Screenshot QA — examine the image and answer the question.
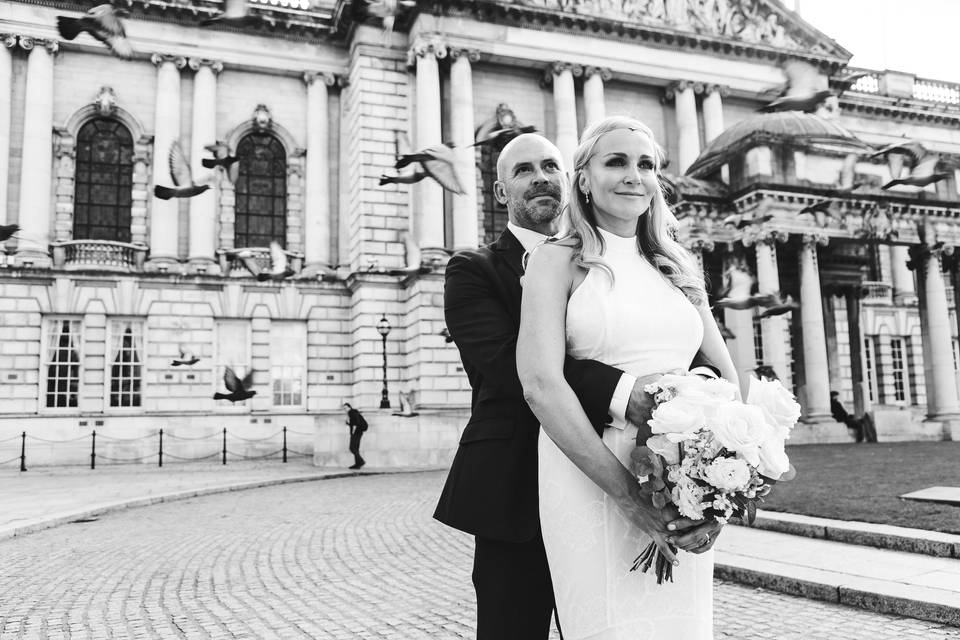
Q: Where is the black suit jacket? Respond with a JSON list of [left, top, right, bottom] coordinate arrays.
[[433, 229, 714, 543]]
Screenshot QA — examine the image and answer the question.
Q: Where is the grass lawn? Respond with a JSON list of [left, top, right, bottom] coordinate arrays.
[[761, 441, 960, 534]]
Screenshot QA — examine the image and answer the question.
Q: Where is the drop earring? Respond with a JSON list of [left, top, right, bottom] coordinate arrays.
[[585, 191, 591, 205]]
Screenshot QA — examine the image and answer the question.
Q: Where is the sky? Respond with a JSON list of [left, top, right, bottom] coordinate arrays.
[[793, 0, 960, 83]]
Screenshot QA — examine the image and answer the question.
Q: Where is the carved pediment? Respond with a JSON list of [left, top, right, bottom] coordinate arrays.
[[508, 0, 849, 59]]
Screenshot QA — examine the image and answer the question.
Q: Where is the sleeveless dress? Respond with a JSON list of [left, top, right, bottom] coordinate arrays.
[[538, 227, 712, 640]]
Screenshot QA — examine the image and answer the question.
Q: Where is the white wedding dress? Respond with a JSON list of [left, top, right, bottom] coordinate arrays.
[[539, 227, 713, 640]]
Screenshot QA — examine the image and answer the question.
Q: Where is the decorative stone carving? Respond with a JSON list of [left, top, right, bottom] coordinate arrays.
[[93, 86, 118, 117], [583, 66, 612, 81], [2, 34, 18, 49], [857, 202, 899, 242], [252, 103, 272, 130], [541, 61, 584, 87], [741, 226, 788, 247], [18, 36, 59, 54], [187, 58, 224, 74], [150, 53, 187, 69], [406, 35, 447, 68], [801, 232, 829, 248], [303, 71, 346, 88], [448, 47, 481, 63]]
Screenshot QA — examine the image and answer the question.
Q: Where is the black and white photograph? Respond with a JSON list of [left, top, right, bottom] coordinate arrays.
[[0, 0, 959, 637]]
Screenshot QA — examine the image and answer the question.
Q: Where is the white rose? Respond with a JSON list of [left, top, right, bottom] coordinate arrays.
[[747, 376, 801, 437], [671, 479, 707, 520], [757, 431, 791, 479], [702, 457, 752, 492], [646, 434, 681, 465], [707, 402, 772, 467], [649, 397, 707, 442], [696, 377, 740, 402]]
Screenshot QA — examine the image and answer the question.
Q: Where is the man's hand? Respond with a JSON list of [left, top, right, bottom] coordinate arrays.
[[624, 373, 661, 431]]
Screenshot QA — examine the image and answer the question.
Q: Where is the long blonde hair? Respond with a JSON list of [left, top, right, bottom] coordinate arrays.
[[564, 115, 706, 306]]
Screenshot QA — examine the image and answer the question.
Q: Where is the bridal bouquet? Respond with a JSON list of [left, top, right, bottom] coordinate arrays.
[[629, 373, 800, 584]]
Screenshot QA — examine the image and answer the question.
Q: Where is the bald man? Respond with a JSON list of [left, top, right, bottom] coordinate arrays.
[[434, 134, 713, 639]]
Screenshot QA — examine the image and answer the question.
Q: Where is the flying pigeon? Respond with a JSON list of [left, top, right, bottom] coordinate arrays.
[[882, 154, 950, 190], [716, 321, 735, 341], [797, 199, 841, 227], [256, 241, 296, 281], [0, 224, 19, 242], [721, 213, 774, 230], [363, 0, 416, 35], [202, 142, 239, 184], [831, 71, 871, 97], [759, 60, 832, 113], [213, 367, 256, 403], [57, 4, 133, 60], [379, 143, 466, 195], [154, 141, 211, 200], [171, 345, 199, 367], [472, 103, 537, 149], [200, 0, 255, 27], [757, 294, 799, 318], [714, 263, 777, 311], [439, 327, 454, 343]]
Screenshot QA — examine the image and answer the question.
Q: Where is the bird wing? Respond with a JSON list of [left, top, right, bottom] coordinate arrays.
[[224, 0, 249, 18], [269, 241, 288, 275], [421, 156, 466, 195], [168, 141, 194, 187], [106, 34, 133, 59], [223, 367, 240, 392], [725, 267, 755, 299], [240, 369, 255, 391], [782, 59, 822, 96], [910, 155, 941, 178], [178, 344, 193, 360]]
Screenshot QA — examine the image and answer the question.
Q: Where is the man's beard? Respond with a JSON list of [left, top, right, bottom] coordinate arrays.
[[510, 183, 564, 227]]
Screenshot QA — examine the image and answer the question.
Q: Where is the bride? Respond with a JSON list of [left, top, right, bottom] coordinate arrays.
[[517, 115, 738, 639]]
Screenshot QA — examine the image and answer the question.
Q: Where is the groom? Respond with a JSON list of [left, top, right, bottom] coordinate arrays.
[[434, 133, 719, 639]]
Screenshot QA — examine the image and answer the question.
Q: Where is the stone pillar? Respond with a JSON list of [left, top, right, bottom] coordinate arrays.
[[148, 54, 186, 269], [702, 84, 727, 144], [187, 58, 222, 273], [408, 36, 447, 262], [798, 233, 832, 421], [666, 80, 701, 174], [746, 228, 789, 381], [722, 253, 757, 398], [302, 71, 336, 275], [843, 288, 867, 416], [583, 66, 610, 128], [15, 37, 58, 266], [891, 245, 916, 303], [547, 62, 580, 173], [918, 243, 960, 421], [0, 35, 15, 233], [449, 48, 480, 251]]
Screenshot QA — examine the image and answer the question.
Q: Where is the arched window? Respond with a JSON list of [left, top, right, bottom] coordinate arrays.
[[73, 118, 133, 242], [234, 132, 287, 248]]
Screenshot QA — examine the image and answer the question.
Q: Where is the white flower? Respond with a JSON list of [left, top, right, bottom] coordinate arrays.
[[648, 397, 707, 442], [646, 434, 681, 465], [671, 479, 707, 520], [757, 430, 791, 479], [747, 376, 801, 437], [702, 457, 752, 492], [707, 402, 772, 467]]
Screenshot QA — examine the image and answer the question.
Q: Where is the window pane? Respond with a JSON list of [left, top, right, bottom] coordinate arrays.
[[109, 320, 144, 407], [73, 118, 133, 242], [270, 322, 305, 407], [216, 320, 251, 405], [44, 319, 81, 408], [234, 133, 287, 249]]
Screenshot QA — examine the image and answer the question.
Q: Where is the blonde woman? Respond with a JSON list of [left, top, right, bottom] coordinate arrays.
[[517, 116, 737, 638]]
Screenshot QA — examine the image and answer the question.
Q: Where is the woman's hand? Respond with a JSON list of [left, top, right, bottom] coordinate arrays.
[[666, 518, 723, 554], [617, 481, 684, 566]]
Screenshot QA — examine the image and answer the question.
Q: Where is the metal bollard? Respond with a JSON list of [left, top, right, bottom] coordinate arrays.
[[19, 431, 26, 472], [282, 426, 287, 463], [222, 428, 227, 465], [90, 430, 96, 470], [158, 429, 163, 468]]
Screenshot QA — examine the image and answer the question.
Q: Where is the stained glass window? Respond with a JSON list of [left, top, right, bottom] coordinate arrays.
[[234, 132, 287, 248], [74, 118, 133, 242]]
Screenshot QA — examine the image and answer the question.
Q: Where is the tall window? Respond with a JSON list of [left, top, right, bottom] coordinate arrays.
[[43, 319, 81, 408], [889, 337, 907, 403], [234, 132, 286, 248], [864, 336, 878, 404], [270, 321, 306, 407], [73, 118, 133, 242], [215, 320, 251, 405], [752, 315, 764, 366], [108, 319, 143, 407]]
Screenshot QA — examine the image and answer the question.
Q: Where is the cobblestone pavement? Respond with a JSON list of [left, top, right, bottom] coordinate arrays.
[[0, 470, 957, 640]]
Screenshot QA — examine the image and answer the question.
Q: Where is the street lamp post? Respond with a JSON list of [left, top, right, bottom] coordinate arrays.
[[376, 314, 391, 409]]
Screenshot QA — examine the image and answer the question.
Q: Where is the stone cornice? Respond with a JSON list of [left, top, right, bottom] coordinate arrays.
[[839, 93, 960, 127]]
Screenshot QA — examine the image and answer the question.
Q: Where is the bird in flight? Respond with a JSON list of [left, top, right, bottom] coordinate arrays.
[[213, 367, 256, 403], [57, 4, 133, 60], [473, 104, 537, 149], [380, 143, 466, 195], [200, 0, 255, 27], [439, 327, 454, 344], [0, 225, 19, 242], [722, 213, 773, 230], [363, 0, 416, 36], [256, 241, 296, 281], [797, 199, 842, 227], [759, 60, 832, 113], [714, 263, 777, 311], [757, 293, 799, 318], [154, 141, 211, 200], [171, 345, 199, 367], [202, 142, 239, 184], [882, 153, 950, 191]]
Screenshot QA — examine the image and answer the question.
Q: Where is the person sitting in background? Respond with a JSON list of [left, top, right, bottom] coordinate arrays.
[[830, 391, 864, 443]]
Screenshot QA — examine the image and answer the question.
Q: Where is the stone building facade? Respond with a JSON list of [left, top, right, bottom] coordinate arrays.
[[1, 0, 958, 466]]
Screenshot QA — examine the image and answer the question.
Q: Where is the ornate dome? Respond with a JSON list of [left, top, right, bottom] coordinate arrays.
[[685, 111, 872, 178]]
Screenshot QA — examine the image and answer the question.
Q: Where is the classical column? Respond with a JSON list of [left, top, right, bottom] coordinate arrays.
[[187, 58, 222, 272], [722, 253, 757, 399], [798, 233, 832, 421], [665, 80, 701, 174], [547, 62, 580, 173], [302, 72, 336, 275], [583, 66, 610, 128], [890, 245, 916, 303], [702, 84, 727, 144], [15, 37, 58, 266], [687, 238, 713, 276], [148, 54, 186, 269], [746, 228, 789, 381], [0, 35, 15, 233], [917, 243, 960, 420], [408, 36, 446, 262], [449, 48, 480, 251]]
